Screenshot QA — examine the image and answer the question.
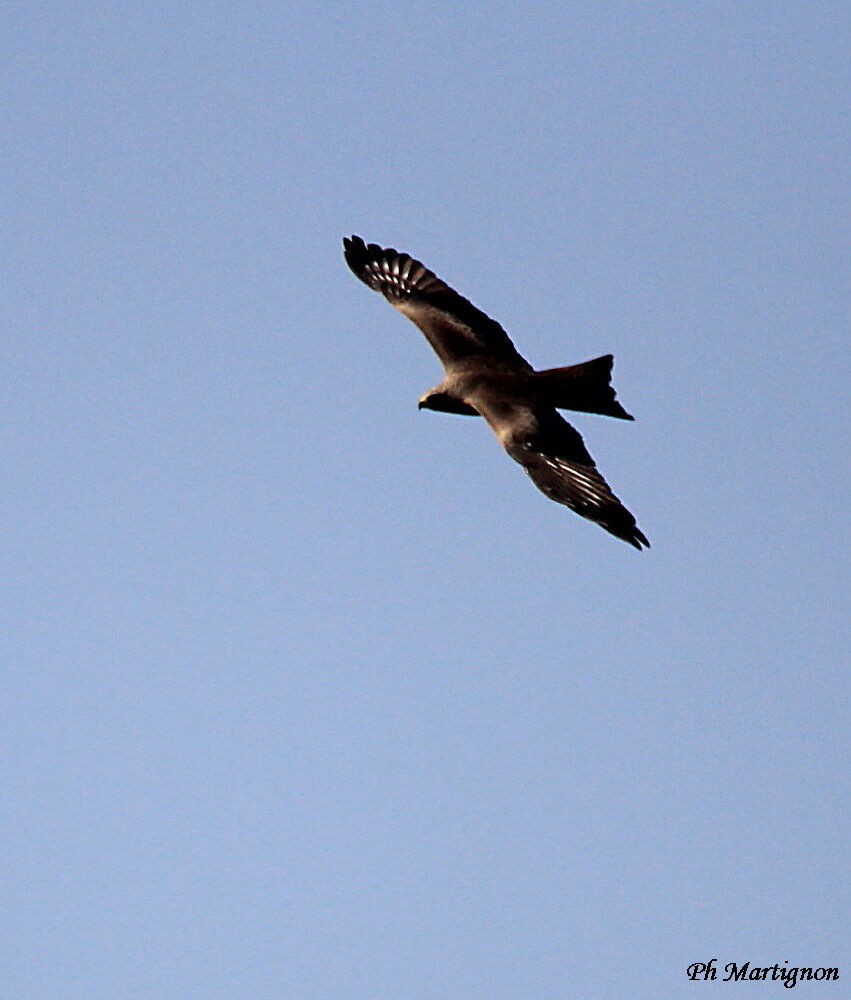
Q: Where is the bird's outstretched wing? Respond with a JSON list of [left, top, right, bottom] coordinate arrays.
[[499, 402, 650, 549], [343, 235, 532, 371]]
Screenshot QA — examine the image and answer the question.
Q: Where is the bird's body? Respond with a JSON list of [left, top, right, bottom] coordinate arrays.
[[343, 235, 649, 549]]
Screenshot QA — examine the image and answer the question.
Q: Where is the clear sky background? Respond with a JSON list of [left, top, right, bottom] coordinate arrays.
[[3, 3, 848, 998]]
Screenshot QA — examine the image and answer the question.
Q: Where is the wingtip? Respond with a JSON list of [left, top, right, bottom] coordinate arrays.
[[628, 528, 651, 550], [342, 235, 372, 277], [616, 521, 650, 550]]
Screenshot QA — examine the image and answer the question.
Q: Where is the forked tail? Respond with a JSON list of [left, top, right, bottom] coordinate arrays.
[[530, 354, 634, 420]]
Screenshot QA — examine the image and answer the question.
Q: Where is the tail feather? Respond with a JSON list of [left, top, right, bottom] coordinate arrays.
[[530, 354, 634, 420]]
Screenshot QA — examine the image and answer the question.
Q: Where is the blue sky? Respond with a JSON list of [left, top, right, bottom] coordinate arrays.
[[3, 3, 848, 998]]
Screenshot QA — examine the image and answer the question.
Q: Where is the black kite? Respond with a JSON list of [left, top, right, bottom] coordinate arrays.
[[343, 236, 649, 549]]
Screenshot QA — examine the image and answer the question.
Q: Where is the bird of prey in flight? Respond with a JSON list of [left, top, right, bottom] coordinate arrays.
[[343, 236, 649, 549]]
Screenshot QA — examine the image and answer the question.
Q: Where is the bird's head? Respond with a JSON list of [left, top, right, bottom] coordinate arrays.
[[417, 389, 479, 416]]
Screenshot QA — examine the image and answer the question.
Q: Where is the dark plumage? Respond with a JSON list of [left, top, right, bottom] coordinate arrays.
[[343, 235, 649, 549]]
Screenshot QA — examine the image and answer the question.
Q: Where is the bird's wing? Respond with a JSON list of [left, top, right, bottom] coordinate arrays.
[[498, 403, 649, 549], [343, 235, 532, 371]]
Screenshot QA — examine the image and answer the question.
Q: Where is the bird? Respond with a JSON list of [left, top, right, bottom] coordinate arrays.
[[342, 235, 649, 549]]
